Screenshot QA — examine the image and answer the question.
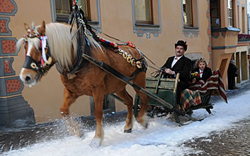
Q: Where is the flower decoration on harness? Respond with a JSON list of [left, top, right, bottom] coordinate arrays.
[[191, 72, 200, 79], [127, 41, 135, 48], [23, 27, 40, 41]]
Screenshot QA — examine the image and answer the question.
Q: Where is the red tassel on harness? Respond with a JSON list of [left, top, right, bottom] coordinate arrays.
[[25, 50, 27, 59], [40, 36, 44, 66], [41, 59, 44, 66], [127, 41, 135, 48]]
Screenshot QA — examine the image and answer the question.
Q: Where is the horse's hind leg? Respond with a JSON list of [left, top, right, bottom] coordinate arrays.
[[90, 90, 105, 147], [133, 72, 149, 128], [116, 89, 133, 133]]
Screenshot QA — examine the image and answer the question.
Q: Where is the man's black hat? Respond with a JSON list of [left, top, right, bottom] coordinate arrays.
[[175, 40, 187, 51]]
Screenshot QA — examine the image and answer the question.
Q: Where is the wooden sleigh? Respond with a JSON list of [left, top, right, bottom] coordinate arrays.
[[133, 70, 227, 124]]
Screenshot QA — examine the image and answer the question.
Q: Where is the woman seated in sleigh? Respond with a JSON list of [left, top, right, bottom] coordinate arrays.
[[180, 58, 227, 111], [190, 58, 212, 85]]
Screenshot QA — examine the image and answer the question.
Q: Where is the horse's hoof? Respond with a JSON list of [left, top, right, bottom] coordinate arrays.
[[67, 126, 84, 138], [139, 120, 149, 129], [144, 122, 149, 129], [140, 120, 149, 129], [124, 128, 132, 133], [70, 130, 84, 138], [136, 114, 148, 129], [65, 118, 84, 137], [77, 131, 84, 138], [89, 138, 102, 148]]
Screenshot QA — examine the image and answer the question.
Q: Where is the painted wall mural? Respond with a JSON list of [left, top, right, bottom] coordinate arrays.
[[0, 0, 35, 127]]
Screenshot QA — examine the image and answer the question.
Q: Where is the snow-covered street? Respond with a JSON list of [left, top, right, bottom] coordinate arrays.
[[2, 86, 250, 156]]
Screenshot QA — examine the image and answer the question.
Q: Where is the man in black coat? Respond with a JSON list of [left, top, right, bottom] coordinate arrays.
[[161, 40, 192, 104], [227, 60, 238, 90]]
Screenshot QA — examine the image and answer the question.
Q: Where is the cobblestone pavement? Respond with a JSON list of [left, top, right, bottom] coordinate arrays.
[[184, 119, 250, 156], [183, 82, 250, 156]]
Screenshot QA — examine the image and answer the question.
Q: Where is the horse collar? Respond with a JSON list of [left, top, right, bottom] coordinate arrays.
[[55, 35, 90, 77]]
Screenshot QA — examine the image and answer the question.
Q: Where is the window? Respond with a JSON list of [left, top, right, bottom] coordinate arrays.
[[210, 0, 220, 28], [134, 0, 152, 24], [183, 0, 193, 27], [51, 0, 101, 32], [182, 0, 199, 37], [182, 0, 198, 29], [237, 5, 239, 28], [132, 0, 161, 38], [228, 0, 234, 27], [78, 0, 89, 18], [242, 7, 245, 33], [55, 0, 71, 15], [55, 0, 89, 22]]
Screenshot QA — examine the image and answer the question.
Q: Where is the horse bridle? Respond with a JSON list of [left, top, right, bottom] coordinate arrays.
[[22, 28, 53, 76]]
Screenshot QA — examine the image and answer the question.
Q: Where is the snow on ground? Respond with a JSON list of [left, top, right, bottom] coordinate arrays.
[[3, 90, 250, 156]]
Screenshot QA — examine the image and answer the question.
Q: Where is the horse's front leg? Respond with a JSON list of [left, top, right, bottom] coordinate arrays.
[[60, 88, 78, 116], [60, 88, 82, 137], [90, 91, 105, 147]]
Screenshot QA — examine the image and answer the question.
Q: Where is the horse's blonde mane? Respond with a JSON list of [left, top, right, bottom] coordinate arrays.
[[45, 23, 76, 69], [46, 23, 103, 69]]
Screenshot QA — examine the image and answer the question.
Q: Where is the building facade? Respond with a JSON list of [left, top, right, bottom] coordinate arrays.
[[0, 0, 249, 125], [211, 0, 249, 88]]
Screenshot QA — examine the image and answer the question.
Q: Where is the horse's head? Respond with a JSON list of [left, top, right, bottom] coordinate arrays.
[[18, 21, 54, 87]]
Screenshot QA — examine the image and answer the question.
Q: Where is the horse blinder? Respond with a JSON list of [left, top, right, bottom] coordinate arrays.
[[22, 55, 53, 75], [23, 45, 53, 76]]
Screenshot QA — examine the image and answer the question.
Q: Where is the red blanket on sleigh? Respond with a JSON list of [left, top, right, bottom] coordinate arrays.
[[180, 70, 228, 111]]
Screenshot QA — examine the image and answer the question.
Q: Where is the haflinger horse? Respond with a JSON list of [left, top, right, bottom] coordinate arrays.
[[17, 20, 149, 147]]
